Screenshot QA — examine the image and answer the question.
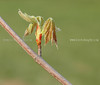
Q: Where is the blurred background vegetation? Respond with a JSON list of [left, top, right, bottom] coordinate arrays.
[[0, 0, 100, 85]]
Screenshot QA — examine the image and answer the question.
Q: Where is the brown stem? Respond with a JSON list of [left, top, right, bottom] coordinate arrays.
[[38, 44, 42, 57], [0, 17, 72, 85]]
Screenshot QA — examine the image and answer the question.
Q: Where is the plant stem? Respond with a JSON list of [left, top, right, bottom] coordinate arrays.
[[0, 17, 72, 85], [38, 44, 42, 57]]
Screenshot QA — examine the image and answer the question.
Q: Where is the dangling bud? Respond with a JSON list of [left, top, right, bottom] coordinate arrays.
[[24, 23, 36, 36], [42, 18, 58, 48]]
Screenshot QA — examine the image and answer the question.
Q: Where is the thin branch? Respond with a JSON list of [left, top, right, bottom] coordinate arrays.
[[0, 17, 72, 85]]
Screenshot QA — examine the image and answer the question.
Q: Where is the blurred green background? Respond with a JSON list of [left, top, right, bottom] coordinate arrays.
[[0, 0, 100, 85]]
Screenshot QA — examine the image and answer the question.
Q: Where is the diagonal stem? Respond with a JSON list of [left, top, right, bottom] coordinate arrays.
[[0, 17, 72, 85]]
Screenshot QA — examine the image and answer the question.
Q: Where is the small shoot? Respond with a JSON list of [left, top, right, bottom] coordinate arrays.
[[18, 10, 60, 56]]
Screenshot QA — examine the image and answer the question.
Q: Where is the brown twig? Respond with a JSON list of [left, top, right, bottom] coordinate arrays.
[[0, 17, 72, 85]]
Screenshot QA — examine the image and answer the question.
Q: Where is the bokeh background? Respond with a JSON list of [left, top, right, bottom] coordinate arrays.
[[0, 0, 100, 85]]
